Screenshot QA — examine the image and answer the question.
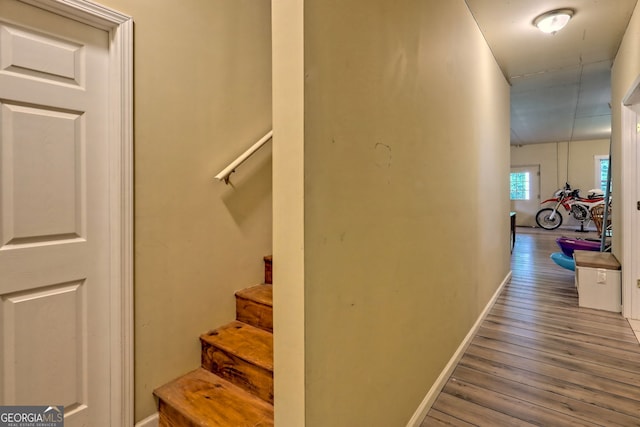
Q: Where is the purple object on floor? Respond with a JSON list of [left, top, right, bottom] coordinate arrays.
[[556, 236, 600, 258]]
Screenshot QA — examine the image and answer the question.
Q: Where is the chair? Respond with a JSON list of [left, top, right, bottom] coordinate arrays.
[[590, 204, 611, 237]]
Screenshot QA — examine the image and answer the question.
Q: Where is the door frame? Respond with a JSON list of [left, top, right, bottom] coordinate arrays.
[[621, 75, 640, 320], [16, 0, 134, 424]]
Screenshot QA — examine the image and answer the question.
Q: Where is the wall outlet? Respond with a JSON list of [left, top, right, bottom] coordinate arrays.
[[597, 270, 607, 284]]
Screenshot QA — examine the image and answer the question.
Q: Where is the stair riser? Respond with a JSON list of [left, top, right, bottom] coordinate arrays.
[[264, 256, 272, 284], [201, 342, 274, 404], [158, 400, 198, 427], [236, 298, 273, 332]]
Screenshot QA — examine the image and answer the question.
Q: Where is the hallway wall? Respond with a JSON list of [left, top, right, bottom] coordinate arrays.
[[273, 1, 511, 425], [94, 0, 272, 421]]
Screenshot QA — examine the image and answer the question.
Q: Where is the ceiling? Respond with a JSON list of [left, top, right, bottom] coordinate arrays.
[[465, 0, 638, 145]]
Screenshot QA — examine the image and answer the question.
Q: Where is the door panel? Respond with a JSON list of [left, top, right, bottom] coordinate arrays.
[[2, 103, 84, 243], [0, 1, 109, 425], [2, 281, 85, 406], [1, 23, 82, 83]]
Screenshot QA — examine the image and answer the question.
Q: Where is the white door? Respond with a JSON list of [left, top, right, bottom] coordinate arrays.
[[633, 108, 640, 319], [622, 82, 640, 320], [510, 165, 540, 227], [0, 1, 111, 425]]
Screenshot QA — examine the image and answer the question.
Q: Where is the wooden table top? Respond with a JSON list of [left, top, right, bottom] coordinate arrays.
[[574, 250, 621, 270]]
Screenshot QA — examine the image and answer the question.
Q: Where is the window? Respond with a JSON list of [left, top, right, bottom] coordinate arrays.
[[510, 172, 530, 200], [594, 155, 610, 193]]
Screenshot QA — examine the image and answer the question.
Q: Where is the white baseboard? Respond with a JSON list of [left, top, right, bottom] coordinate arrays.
[[135, 413, 158, 427], [405, 270, 512, 427]]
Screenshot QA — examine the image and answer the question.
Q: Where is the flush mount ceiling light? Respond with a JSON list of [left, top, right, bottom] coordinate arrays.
[[533, 9, 574, 34]]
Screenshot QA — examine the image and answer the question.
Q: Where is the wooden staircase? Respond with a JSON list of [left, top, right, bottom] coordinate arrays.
[[154, 256, 274, 426]]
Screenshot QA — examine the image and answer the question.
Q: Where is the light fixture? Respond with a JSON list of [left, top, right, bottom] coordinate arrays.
[[533, 9, 574, 34]]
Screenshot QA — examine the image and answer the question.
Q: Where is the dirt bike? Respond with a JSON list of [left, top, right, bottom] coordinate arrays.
[[535, 183, 606, 230]]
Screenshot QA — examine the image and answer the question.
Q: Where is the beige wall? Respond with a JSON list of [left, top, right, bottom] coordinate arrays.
[[95, 0, 272, 421], [511, 139, 610, 227], [612, 3, 640, 257], [274, 1, 510, 425]]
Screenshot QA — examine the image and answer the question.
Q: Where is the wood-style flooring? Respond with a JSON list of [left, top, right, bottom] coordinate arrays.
[[422, 227, 640, 426]]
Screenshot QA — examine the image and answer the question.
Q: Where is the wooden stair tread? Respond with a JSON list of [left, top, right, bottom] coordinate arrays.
[[235, 284, 272, 307], [156, 256, 275, 424], [153, 368, 273, 427], [201, 321, 273, 371]]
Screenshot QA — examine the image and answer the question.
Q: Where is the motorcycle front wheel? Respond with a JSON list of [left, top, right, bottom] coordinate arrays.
[[535, 208, 563, 230]]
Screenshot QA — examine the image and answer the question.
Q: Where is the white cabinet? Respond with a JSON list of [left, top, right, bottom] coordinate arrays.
[[574, 251, 621, 312]]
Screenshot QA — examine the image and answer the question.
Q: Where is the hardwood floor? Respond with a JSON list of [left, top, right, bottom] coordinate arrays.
[[422, 228, 640, 426]]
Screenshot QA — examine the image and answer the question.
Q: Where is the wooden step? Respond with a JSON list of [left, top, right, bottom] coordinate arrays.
[[200, 321, 273, 403], [235, 285, 273, 332], [154, 367, 273, 427]]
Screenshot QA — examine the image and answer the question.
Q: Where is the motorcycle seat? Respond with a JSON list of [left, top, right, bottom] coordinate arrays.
[[587, 189, 604, 198]]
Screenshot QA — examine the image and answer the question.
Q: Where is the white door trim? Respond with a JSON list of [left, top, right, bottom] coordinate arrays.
[[16, 0, 134, 424], [621, 75, 640, 320]]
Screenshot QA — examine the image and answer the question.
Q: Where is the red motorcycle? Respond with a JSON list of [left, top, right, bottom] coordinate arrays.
[[535, 183, 606, 230]]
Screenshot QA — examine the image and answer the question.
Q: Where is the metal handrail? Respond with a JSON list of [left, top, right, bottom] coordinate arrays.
[[214, 130, 273, 184]]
